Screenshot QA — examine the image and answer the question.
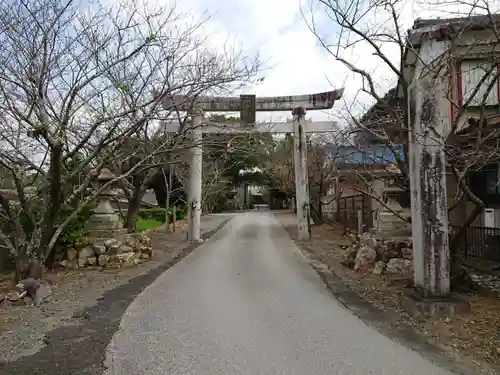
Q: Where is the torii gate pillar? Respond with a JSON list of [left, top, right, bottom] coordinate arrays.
[[409, 78, 450, 297], [187, 109, 203, 243], [293, 107, 311, 240]]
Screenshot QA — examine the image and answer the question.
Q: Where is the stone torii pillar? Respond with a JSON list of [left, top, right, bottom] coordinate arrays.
[[187, 109, 203, 243], [409, 77, 450, 298], [292, 107, 311, 240]]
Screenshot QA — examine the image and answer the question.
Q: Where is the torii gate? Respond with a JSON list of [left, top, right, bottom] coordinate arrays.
[[158, 89, 344, 241]]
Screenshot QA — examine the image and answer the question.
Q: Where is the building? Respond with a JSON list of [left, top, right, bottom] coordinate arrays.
[[402, 14, 500, 236], [323, 142, 409, 231], [327, 14, 500, 252]]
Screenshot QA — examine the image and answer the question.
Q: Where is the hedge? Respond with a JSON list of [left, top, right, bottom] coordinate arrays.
[[138, 205, 187, 223]]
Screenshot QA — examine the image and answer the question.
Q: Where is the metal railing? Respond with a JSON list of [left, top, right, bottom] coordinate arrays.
[[451, 225, 500, 262], [316, 194, 373, 233]]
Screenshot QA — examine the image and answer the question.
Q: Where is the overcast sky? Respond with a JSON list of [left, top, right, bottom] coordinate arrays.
[[178, 0, 344, 123], [172, 0, 498, 126]]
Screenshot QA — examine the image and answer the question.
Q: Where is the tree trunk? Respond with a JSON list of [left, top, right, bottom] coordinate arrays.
[[40, 145, 63, 264], [126, 195, 141, 233]]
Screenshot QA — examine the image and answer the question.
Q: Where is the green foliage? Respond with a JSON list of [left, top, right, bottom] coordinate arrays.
[[116, 81, 130, 93], [56, 205, 93, 246], [145, 32, 156, 43], [138, 205, 187, 223], [18, 201, 93, 250], [136, 218, 162, 232]]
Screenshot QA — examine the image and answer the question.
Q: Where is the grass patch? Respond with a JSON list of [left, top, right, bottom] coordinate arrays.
[[136, 218, 163, 232]]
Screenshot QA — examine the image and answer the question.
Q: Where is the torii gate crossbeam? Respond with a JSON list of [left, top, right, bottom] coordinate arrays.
[[158, 89, 344, 242]]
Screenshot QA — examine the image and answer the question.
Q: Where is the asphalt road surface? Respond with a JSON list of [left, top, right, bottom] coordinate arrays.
[[103, 212, 453, 375]]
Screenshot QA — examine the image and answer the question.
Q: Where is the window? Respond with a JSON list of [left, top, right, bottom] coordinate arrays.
[[485, 170, 500, 194], [468, 166, 500, 197], [460, 60, 499, 106]]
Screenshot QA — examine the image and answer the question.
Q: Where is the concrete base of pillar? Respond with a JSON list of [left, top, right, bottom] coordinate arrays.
[[400, 290, 470, 321]]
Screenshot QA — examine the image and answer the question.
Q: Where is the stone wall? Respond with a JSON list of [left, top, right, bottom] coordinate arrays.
[[58, 233, 153, 269], [341, 232, 413, 276]]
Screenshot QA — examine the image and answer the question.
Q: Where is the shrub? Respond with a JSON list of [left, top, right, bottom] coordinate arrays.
[[19, 202, 93, 248], [56, 205, 94, 247], [138, 204, 188, 223]]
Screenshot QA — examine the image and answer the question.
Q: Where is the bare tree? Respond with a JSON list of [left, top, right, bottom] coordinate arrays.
[[266, 133, 338, 220], [108, 32, 261, 231], [171, 127, 272, 213], [304, 0, 500, 285], [0, 0, 259, 278]]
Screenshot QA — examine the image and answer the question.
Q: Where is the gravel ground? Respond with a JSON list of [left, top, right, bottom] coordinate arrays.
[[0, 213, 232, 371]]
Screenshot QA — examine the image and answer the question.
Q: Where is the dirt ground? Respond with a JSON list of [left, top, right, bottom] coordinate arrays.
[[275, 212, 500, 375]]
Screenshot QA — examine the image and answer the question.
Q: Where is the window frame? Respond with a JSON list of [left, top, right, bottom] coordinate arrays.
[[457, 59, 500, 108]]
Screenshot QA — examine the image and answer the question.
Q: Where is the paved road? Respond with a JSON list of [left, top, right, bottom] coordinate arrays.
[[103, 212, 453, 375]]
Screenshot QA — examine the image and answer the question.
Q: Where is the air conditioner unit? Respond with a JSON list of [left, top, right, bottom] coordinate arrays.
[[481, 208, 500, 229]]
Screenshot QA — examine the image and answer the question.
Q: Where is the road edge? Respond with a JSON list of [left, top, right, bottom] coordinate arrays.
[[0, 217, 232, 375], [292, 241, 483, 375]]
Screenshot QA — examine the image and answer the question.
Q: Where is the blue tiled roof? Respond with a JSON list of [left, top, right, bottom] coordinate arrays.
[[326, 144, 404, 165]]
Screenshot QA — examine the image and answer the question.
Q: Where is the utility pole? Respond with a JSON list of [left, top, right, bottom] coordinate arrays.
[[292, 107, 311, 240]]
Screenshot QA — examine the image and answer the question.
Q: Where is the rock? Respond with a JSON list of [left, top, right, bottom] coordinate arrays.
[[77, 257, 87, 268], [66, 248, 78, 261], [140, 252, 151, 260], [359, 233, 379, 249], [35, 280, 52, 304], [373, 261, 386, 275], [143, 246, 153, 259], [92, 245, 106, 256], [105, 239, 122, 255], [385, 238, 412, 252], [116, 252, 136, 263], [115, 252, 141, 266], [59, 260, 69, 268], [98, 254, 110, 267], [141, 235, 152, 246], [132, 254, 141, 265], [401, 247, 413, 260], [5, 291, 25, 306], [79, 247, 94, 259], [116, 244, 132, 254], [386, 258, 413, 275], [347, 233, 358, 244], [353, 245, 377, 272], [104, 238, 120, 249], [340, 245, 358, 268], [16, 279, 52, 306], [367, 237, 379, 250], [381, 248, 401, 263], [123, 234, 137, 248], [137, 244, 148, 253], [87, 257, 97, 266]]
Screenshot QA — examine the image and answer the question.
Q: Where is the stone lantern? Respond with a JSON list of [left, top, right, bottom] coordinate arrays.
[[87, 168, 126, 243]]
